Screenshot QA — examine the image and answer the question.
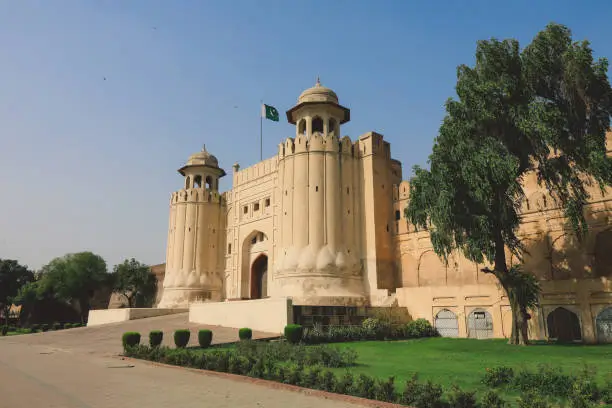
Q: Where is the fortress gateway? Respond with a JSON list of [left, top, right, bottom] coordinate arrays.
[[154, 81, 612, 343]]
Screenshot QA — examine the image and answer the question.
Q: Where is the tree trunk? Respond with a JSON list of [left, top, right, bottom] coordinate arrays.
[[78, 297, 90, 324], [490, 236, 530, 346], [497, 278, 529, 345]]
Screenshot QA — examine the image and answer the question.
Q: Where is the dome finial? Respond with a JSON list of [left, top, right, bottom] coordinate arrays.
[[316, 76, 321, 87], [202, 144, 207, 152]]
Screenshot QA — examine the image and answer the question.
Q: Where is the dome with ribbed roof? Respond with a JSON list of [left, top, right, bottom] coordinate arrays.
[[185, 144, 219, 168], [298, 78, 339, 104]]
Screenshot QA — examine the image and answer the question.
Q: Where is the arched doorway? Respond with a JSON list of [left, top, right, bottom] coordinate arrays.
[[435, 309, 459, 337], [547, 307, 582, 342], [595, 307, 612, 343], [467, 309, 493, 339], [250, 254, 268, 299]]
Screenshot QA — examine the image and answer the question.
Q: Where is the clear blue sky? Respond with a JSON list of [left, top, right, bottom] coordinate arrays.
[[1, 0, 611, 271]]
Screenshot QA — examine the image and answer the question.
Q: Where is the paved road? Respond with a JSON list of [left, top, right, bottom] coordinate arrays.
[[0, 315, 365, 408]]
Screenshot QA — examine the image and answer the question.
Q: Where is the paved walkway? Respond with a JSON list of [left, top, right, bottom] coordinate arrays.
[[3, 313, 277, 357], [0, 314, 366, 407]]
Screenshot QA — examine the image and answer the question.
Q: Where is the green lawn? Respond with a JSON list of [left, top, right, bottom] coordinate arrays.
[[334, 338, 612, 394]]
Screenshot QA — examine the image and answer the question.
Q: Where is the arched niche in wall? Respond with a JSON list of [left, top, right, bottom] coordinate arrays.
[[546, 306, 582, 342]]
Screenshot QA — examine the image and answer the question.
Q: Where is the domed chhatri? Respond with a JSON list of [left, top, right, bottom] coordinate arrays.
[[178, 144, 226, 178], [286, 77, 350, 125], [186, 144, 219, 168], [298, 77, 339, 104]]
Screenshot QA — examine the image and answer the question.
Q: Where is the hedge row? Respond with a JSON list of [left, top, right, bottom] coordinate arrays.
[[123, 343, 507, 407], [122, 328, 233, 349], [0, 322, 83, 336]]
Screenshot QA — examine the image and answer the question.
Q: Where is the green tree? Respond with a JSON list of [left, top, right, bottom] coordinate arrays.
[[0, 259, 34, 324], [405, 23, 612, 345], [111, 258, 157, 308], [40, 252, 109, 322]]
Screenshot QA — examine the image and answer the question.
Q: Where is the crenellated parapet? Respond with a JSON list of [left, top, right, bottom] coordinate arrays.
[[233, 156, 278, 187], [277, 133, 360, 159], [170, 188, 225, 205]]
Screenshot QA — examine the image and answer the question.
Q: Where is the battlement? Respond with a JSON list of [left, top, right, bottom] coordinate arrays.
[[278, 133, 372, 159], [357, 131, 391, 159], [170, 188, 225, 205], [233, 156, 278, 186]]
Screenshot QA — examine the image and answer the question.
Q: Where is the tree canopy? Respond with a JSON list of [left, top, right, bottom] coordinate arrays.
[[39, 252, 109, 321], [0, 259, 34, 323], [405, 23, 612, 345], [111, 258, 157, 308]]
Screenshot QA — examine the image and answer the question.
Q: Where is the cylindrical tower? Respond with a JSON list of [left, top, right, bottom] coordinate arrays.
[[275, 79, 366, 306], [157, 145, 227, 309]]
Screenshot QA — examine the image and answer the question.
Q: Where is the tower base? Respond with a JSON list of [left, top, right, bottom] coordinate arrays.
[[157, 287, 221, 309]]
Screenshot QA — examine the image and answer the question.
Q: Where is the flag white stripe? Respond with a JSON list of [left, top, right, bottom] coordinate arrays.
[[261, 104, 265, 118]]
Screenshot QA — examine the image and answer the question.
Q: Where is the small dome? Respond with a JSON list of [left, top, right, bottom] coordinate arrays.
[[298, 78, 339, 104], [185, 144, 218, 168]]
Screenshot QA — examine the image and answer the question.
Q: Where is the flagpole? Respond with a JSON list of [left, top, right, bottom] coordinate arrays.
[[260, 100, 263, 161]]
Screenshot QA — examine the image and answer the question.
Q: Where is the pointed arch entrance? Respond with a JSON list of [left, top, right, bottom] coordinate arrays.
[[547, 307, 582, 342], [250, 254, 268, 299]]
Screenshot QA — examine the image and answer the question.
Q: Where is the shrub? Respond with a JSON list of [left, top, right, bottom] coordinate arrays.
[[448, 385, 478, 408], [405, 318, 437, 338], [149, 330, 163, 347], [319, 370, 337, 393], [238, 328, 252, 341], [513, 365, 575, 398], [518, 391, 552, 408], [122, 332, 141, 349], [480, 391, 508, 408], [375, 376, 397, 403], [483, 366, 514, 387], [31, 324, 39, 331], [361, 318, 390, 340], [354, 373, 377, 400], [174, 329, 190, 348], [198, 329, 213, 348], [1, 326, 7, 336], [335, 371, 355, 395], [40, 324, 49, 332], [52, 322, 61, 331], [400, 375, 445, 407], [284, 324, 303, 344]]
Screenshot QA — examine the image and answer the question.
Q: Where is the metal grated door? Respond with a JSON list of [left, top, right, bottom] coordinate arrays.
[[434, 309, 459, 337], [467, 310, 493, 339], [596, 307, 612, 343]]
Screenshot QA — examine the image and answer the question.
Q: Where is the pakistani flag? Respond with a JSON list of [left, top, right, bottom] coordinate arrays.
[[262, 104, 279, 122]]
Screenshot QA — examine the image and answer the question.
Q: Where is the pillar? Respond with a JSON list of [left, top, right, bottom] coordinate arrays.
[[293, 139, 309, 249], [308, 146, 325, 249], [325, 144, 340, 251]]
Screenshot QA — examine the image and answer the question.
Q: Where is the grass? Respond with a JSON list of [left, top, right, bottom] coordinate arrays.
[[333, 337, 612, 398]]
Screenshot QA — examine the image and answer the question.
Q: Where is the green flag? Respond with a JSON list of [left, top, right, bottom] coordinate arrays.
[[262, 104, 279, 122]]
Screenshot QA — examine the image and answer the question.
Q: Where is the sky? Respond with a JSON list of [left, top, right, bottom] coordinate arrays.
[[1, 0, 611, 271]]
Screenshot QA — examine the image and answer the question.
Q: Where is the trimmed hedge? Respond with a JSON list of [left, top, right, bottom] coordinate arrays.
[[198, 329, 213, 348], [40, 324, 49, 332], [122, 332, 141, 349], [149, 330, 163, 347], [238, 328, 252, 341], [284, 324, 303, 344], [174, 329, 191, 348], [52, 322, 61, 331]]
